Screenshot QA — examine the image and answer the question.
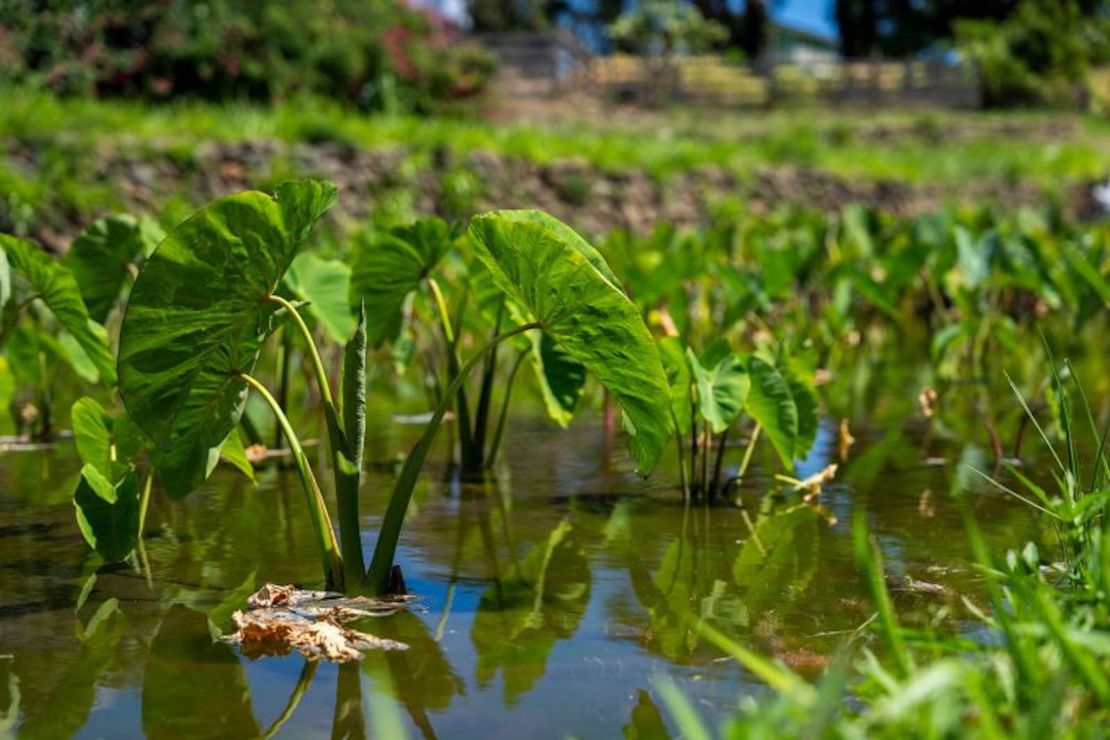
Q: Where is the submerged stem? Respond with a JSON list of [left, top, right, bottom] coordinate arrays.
[[365, 321, 542, 594], [241, 373, 344, 591]]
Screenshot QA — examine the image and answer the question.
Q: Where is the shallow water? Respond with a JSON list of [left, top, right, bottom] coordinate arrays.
[[0, 400, 1051, 738]]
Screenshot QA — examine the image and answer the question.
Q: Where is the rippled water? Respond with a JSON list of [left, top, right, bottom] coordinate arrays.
[[0, 394, 1051, 738]]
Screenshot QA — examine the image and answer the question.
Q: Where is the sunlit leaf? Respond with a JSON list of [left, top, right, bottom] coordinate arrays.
[[688, 345, 749, 434], [745, 356, 800, 466], [469, 210, 671, 474], [349, 217, 450, 347], [118, 180, 336, 497], [528, 331, 587, 428], [284, 252, 355, 343]]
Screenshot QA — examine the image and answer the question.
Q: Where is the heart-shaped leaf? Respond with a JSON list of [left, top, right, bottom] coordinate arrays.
[[469, 210, 671, 473], [349, 218, 450, 347], [688, 344, 749, 434], [117, 180, 337, 495], [73, 464, 140, 563], [0, 235, 116, 385], [66, 214, 161, 323], [744, 356, 818, 467], [283, 252, 355, 343]]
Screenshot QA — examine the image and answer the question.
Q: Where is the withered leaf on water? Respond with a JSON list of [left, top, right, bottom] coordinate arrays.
[[224, 583, 412, 662]]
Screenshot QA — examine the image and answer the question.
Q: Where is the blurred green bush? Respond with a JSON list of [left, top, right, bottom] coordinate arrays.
[[0, 0, 496, 113]]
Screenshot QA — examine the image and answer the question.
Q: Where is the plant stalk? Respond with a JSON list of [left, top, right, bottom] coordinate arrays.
[[241, 373, 344, 591], [268, 294, 365, 588], [365, 321, 542, 594], [486, 350, 528, 468]]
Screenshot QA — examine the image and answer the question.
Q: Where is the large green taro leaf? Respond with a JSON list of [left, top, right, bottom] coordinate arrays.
[[0, 234, 116, 385], [349, 217, 450, 347], [117, 180, 337, 485], [66, 213, 162, 323], [468, 210, 671, 474]]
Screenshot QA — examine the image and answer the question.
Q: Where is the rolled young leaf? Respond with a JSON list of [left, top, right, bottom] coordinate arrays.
[[469, 210, 671, 474], [117, 180, 337, 496], [0, 234, 116, 385]]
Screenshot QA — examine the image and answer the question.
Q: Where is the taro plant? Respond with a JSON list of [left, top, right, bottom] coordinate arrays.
[[659, 336, 819, 500], [348, 217, 593, 474], [0, 234, 116, 438], [111, 181, 670, 596]]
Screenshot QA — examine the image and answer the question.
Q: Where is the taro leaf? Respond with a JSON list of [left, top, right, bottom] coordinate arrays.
[[785, 366, 820, 461], [470, 517, 590, 704], [73, 464, 140, 562], [66, 214, 147, 323], [218, 428, 255, 483], [349, 217, 450, 347], [52, 332, 100, 384], [0, 235, 116, 385], [142, 605, 260, 739], [469, 210, 671, 474], [688, 345, 749, 434], [70, 397, 114, 477], [117, 180, 337, 497], [955, 226, 993, 288], [528, 331, 587, 428], [745, 356, 800, 467], [658, 336, 692, 435], [283, 251, 355, 343]]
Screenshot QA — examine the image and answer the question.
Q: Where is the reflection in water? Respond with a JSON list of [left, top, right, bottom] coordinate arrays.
[[0, 368, 1069, 737], [471, 516, 591, 704], [142, 605, 260, 738]]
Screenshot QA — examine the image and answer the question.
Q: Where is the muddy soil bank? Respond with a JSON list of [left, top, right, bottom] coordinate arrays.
[[4, 137, 1095, 251]]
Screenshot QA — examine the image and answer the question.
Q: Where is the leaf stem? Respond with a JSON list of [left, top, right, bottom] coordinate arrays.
[[427, 277, 455, 346], [366, 321, 542, 594], [268, 294, 334, 407], [240, 372, 344, 591], [486, 350, 529, 468]]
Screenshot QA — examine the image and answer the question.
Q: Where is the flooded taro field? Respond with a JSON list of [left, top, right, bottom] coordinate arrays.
[[0, 348, 1074, 738]]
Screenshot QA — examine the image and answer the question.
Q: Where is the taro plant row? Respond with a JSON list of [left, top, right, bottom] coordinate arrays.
[[2, 180, 673, 595], [1, 181, 1108, 595]]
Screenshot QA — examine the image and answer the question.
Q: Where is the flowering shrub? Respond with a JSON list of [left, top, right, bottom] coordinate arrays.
[[0, 0, 496, 112]]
